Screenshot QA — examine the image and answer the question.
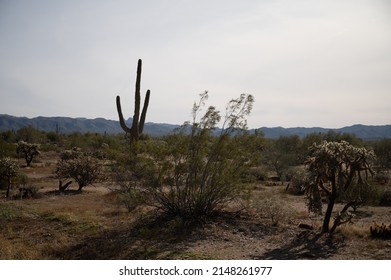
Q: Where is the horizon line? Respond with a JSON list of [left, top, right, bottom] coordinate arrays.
[[1, 113, 390, 130]]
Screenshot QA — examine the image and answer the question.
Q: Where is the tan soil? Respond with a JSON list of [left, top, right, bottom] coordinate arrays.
[[1, 153, 390, 260]]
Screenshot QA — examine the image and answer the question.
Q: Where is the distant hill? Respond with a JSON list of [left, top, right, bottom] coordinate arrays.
[[0, 114, 390, 140], [254, 125, 391, 140], [0, 114, 179, 137]]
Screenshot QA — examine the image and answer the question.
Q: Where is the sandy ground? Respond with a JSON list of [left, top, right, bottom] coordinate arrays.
[[1, 152, 390, 260]]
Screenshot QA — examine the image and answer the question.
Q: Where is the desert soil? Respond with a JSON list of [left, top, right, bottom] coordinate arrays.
[[1, 152, 390, 260]]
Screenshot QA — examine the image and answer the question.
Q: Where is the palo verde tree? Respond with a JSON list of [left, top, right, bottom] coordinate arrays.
[[305, 141, 375, 233], [262, 135, 302, 182], [116, 59, 150, 144], [16, 141, 40, 167]]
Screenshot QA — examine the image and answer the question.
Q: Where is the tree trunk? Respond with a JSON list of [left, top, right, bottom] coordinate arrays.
[[6, 177, 11, 198], [58, 180, 72, 193], [322, 196, 336, 233], [322, 175, 337, 233], [26, 155, 32, 167]]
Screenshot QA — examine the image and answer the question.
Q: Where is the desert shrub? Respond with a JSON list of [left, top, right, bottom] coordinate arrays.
[[379, 190, 391, 206], [59, 147, 83, 160], [118, 186, 147, 212], [374, 171, 390, 185], [251, 195, 293, 226], [372, 139, 391, 170], [0, 203, 23, 220], [11, 173, 40, 199], [114, 156, 154, 212], [0, 139, 16, 158], [55, 150, 104, 192], [285, 166, 309, 195], [113, 136, 166, 212], [157, 93, 254, 219], [46, 131, 61, 143], [15, 185, 40, 199], [338, 180, 379, 208], [118, 92, 256, 220], [262, 135, 302, 183], [241, 166, 267, 183], [16, 125, 45, 143]]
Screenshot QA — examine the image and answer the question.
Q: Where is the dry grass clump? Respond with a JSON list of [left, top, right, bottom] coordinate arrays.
[[334, 224, 370, 239], [250, 192, 298, 226]]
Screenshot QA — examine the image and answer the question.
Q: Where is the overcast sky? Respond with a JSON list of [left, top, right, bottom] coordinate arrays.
[[0, 0, 390, 129]]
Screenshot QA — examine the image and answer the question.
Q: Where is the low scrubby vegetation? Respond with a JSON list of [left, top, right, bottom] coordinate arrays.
[[1, 95, 390, 259]]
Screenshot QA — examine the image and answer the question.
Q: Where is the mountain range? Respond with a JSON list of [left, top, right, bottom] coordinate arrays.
[[0, 114, 390, 140]]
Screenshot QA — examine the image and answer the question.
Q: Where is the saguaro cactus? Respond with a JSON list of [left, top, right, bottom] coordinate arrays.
[[116, 59, 150, 142]]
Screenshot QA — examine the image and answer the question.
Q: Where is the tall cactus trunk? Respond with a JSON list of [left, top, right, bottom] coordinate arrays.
[[116, 59, 150, 143]]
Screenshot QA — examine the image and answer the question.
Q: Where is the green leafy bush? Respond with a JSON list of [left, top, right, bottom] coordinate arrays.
[[55, 150, 104, 192], [118, 92, 256, 220]]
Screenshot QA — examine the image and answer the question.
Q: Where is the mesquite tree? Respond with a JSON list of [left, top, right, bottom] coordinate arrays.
[[305, 141, 375, 233], [116, 59, 150, 143], [55, 151, 103, 192]]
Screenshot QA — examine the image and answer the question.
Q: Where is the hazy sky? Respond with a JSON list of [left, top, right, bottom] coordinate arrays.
[[0, 0, 390, 128]]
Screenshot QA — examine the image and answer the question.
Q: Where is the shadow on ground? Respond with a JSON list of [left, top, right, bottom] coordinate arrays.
[[50, 213, 201, 259], [254, 230, 346, 259], [50, 211, 275, 260]]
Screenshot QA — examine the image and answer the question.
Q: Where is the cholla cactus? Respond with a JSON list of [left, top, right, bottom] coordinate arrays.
[[116, 59, 150, 143], [0, 157, 18, 198], [305, 141, 375, 233], [16, 141, 40, 167]]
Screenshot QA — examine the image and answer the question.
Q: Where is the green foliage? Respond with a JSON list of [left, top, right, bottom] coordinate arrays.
[[285, 166, 309, 195], [322, 131, 363, 146], [154, 92, 254, 218], [305, 140, 375, 233], [0, 203, 22, 220], [251, 194, 293, 226], [338, 180, 379, 207], [16, 125, 45, 143], [0, 139, 16, 158], [46, 131, 62, 143], [55, 150, 104, 192], [262, 135, 302, 181], [372, 139, 391, 171], [117, 92, 256, 220]]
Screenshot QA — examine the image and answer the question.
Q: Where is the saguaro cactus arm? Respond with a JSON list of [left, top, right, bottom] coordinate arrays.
[[116, 59, 150, 140], [139, 89, 150, 134], [116, 96, 132, 134]]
